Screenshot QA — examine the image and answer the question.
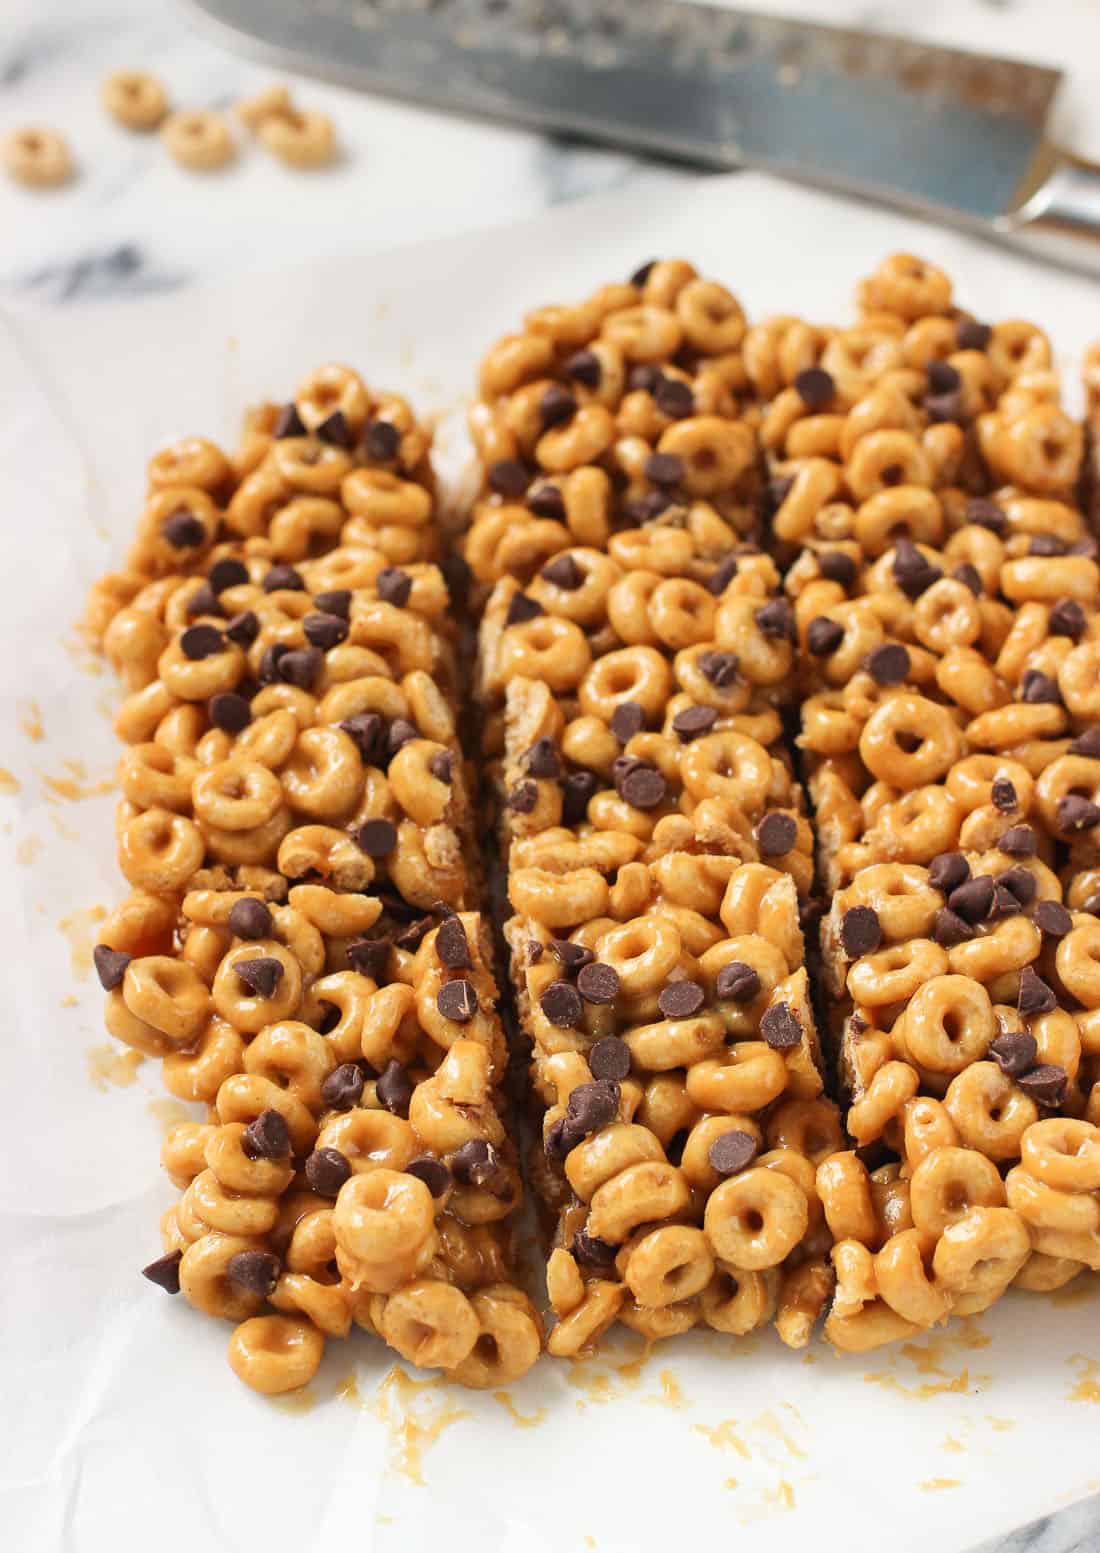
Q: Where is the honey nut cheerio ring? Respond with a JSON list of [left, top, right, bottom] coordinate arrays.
[[162, 111, 236, 171], [100, 70, 169, 130], [1, 126, 73, 187]]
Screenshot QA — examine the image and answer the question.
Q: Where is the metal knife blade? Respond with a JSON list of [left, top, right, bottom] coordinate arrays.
[[185, 0, 1100, 269]]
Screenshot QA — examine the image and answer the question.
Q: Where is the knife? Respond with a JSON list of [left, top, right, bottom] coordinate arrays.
[[186, 0, 1100, 274]]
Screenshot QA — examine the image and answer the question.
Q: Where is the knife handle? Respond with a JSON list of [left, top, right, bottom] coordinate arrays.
[[1007, 151, 1100, 276]]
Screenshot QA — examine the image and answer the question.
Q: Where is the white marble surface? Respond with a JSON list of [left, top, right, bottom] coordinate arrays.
[[1, 4, 1099, 1550]]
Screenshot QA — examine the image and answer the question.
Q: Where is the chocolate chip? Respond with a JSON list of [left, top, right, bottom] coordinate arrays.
[[1018, 1064, 1068, 1107], [841, 905, 882, 958], [699, 650, 739, 687], [819, 550, 857, 587], [619, 764, 667, 811], [925, 391, 962, 425], [227, 1251, 280, 1297], [346, 938, 389, 980], [965, 498, 1006, 535], [376, 1058, 414, 1115], [488, 459, 529, 498], [1058, 795, 1100, 833], [956, 317, 992, 351], [430, 751, 453, 783], [273, 402, 306, 439], [285, 647, 327, 690], [540, 384, 577, 429], [954, 563, 983, 597], [228, 897, 273, 939], [263, 564, 305, 593], [436, 915, 471, 969], [561, 770, 597, 824], [610, 701, 645, 744], [654, 376, 694, 419], [451, 1139, 505, 1189], [793, 366, 835, 410], [989, 1030, 1037, 1079], [756, 810, 797, 858], [577, 962, 620, 1005], [564, 348, 601, 388], [708, 1130, 758, 1178], [929, 852, 970, 894], [716, 961, 761, 1002], [376, 567, 413, 608], [540, 979, 584, 1028], [527, 940, 544, 964], [527, 483, 567, 520], [588, 1036, 631, 1082], [162, 510, 205, 548], [208, 557, 249, 593], [644, 452, 684, 487], [572, 1229, 618, 1270], [892, 539, 942, 598], [706, 553, 740, 595], [628, 365, 661, 395], [932, 908, 974, 946], [1071, 536, 1099, 560], [406, 1155, 451, 1197], [340, 712, 383, 764], [1049, 598, 1086, 640], [387, 718, 418, 758], [507, 779, 538, 814], [93, 944, 131, 991], [525, 737, 561, 779], [354, 817, 398, 857], [394, 915, 433, 951], [1071, 727, 1100, 759], [1018, 965, 1058, 1017], [207, 691, 251, 735], [566, 1079, 620, 1138], [1000, 866, 1037, 907], [549, 940, 594, 972], [807, 617, 844, 656], [242, 1108, 290, 1160], [991, 778, 1018, 813], [1020, 670, 1062, 706], [436, 978, 479, 1023], [303, 611, 350, 651], [949, 874, 995, 924], [313, 589, 351, 620], [234, 956, 284, 999], [180, 623, 224, 660], [543, 1116, 573, 1163], [505, 591, 543, 627], [186, 582, 223, 619], [364, 419, 400, 461], [761, 1002, 801, 1050], [630, 259, 656, 287], [305, 1146, 351, 1196], [755, 597, 795, 641], [865, 643, 911, 686], [142, 1250, 183, 1293], [316, 409, 352, 448], [224, 609, 259, 647], [321, 1063, 365, 1111], [658, 979, 705, 1018], [1030, 534, 1068, 557], [540, 553, 582, 590], [1034, 900, 1072, 939], [672, 705, 717, 741], [927, 360, 961, 395]]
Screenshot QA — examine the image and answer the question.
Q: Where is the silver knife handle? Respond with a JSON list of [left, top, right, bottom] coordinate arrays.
[[1006, 151, 1100, 276]]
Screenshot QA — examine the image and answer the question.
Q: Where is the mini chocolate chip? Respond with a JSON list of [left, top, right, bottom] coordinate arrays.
[[436, 979, 479, 1023], [208, 557, 249, 593], [949, 874, 995, 924], [989, 1030, 1038, 1079], [561, 770, 598, 824], [564, 348, 601, 388], [543, 1116, 574, 1163], [965, 498, 1006, 535], [610, 701, 645, 743], [346, 938, 389, 980], [654, 376, 694, 419], [303, 611, 349, 651], [630, 259, 656, 286], [755, 597, 795, 641], [577, 962, 620, 1005], [436, 915, 471, 969], [1030, 534, 1067, 557], [354, 817, 398, 857], [954, 563, 983, 597], [619, 764, 667, 810], [282, 646, 325, 689], [644, 452, 684, 487], [1082, 894, 1100, 916], [186, 582, 223, 619], [708, 1130, 758, 1178], [488, 459, 529, 498], [706, 553, 740, 596], [956, 317, 992, 351], [699, 650, 739, 687], [588, 1036, 632, 1082], [549, 940, 595, 972], [142, 1250, 183, 1293], [756, 810, 797, 858], [387, 718, 418, 758], [807, 617, 844, 656], [376, 567, 413, 608], [393, 914, 433, 951], [406, 1155, 451, 1197], [321, 1063, 365, 1111], [208, 691, 252, 734], [430, 751, 453, 784], [227, 1250, 280, 1297], [540, 979, 584, 1028], [376, 1058, 414, 1115], [258, 643, 289, 685], [1020, 670, 1062, 706], [313, 588, 351, 619], [892, 538, 942, 598], [793, 366, 835, 410], [672, 705, 717, 741], [933, 908, 974, 946], [93, 944, 131, 990], [572, 1229, 618, 1270], [1018, 965, 1058, 1017], [507, 779, 538, 814], [1018, 1064, 1068, 1107], [1058, 795, 1100, 832], [540, 384, 577, 429], [761, 1002, 801, 1050], [527, 483, 567, 520], [540, 553, 582, 591], [263, 564, 305, 593], [364, 419, 400, 461], [340, 712, 383, 763], [927, 360, 961, 394], [991, 778, 1018, 813], [273, 402, 306, 439], [1000, 866, 1037, 907], [819, 550, 857, 587], [840, 905, 882, 958], [305, 1146, 352, 1196], [658, 979, 705, 1019], [180, 623, 224, 660], [1070, 727, 1100, 759], [865, 643, 911, 686], [566, 1079, 621, 1138], [929, 852, 970, 894], [231, 954, 284, 999], [505, 591, 543, 626], [224, 609, 260, 647], [1049, 598, 1087, 640], [989, 882, 1022, 919], [228, 897, 273, 940], [451, 1138, 503, 1187], [525, 737, 561, 778], [527, 940, 544, 964], [162, 510, 205, 548], [1034, 900, 1072, 939], [716, 961, 761, 1002], [242, 1109, 290, 1160], [315, 409, 352, 447], [924, 391, 962, 424]]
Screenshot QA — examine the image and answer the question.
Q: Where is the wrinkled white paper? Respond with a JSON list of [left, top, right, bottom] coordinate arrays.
[[2, 174, 1098, 1553]]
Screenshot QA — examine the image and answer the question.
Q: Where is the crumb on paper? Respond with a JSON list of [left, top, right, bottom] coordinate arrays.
[[19, 700, 44, 742], [0, 767, 21, 795], [87, 1044, 144, 1090], [643, 1369, 689, 1410], [694, 1418, 751, 1460], [941, 1435, 965, 1454], [59, 904, 107, 979], [16, 834, 41, 865], [370, 1365, 470, 1486], [492, 1390, 547, 1429], [920, 1478, 961, 1492], [273, 1387, 317, 1414], [147, 1097, 194, 1131], [1067, 1356, 1100, 1404], [60, 994, 77, 1008], [49, 810, 80, 842], [987, 1415, 1015, 1431], [43, 759, 114, 802]]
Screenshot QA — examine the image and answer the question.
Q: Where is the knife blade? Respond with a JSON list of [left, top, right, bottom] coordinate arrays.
[[185, 0, 1100, 272]]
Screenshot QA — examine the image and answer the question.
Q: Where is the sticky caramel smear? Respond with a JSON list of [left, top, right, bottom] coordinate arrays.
[[274, 1388, 317, 1414], [492, 1390, 547, 1429], [59, 904, 107, 979], [370, 1366, 470, 1486], [19, 700, 44, 742], [43, 762, 114, 802], [0, 767, 21, 795], [60, 994, 77, 1008], [644, 1369, 689, 1411], [147, 1097, 194, 1131], [336, 1372, 361, 1405], [694, 1418, 751, 1460], [87, 1045, 145, 1091], [1068, 1355, 1100, 1404], [864, 1368, 981, 1400], [567, 1334, 653, 1403], [941, 1435, 966, 1455], [987, 1416, 1015, 1432], [16, 834, 41, 866], [920, 1478, 961, 1492], [64, 634, 105, 678]]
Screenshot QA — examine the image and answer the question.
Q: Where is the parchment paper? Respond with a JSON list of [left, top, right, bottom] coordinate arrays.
[[2, 173, 1098, 1553]]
